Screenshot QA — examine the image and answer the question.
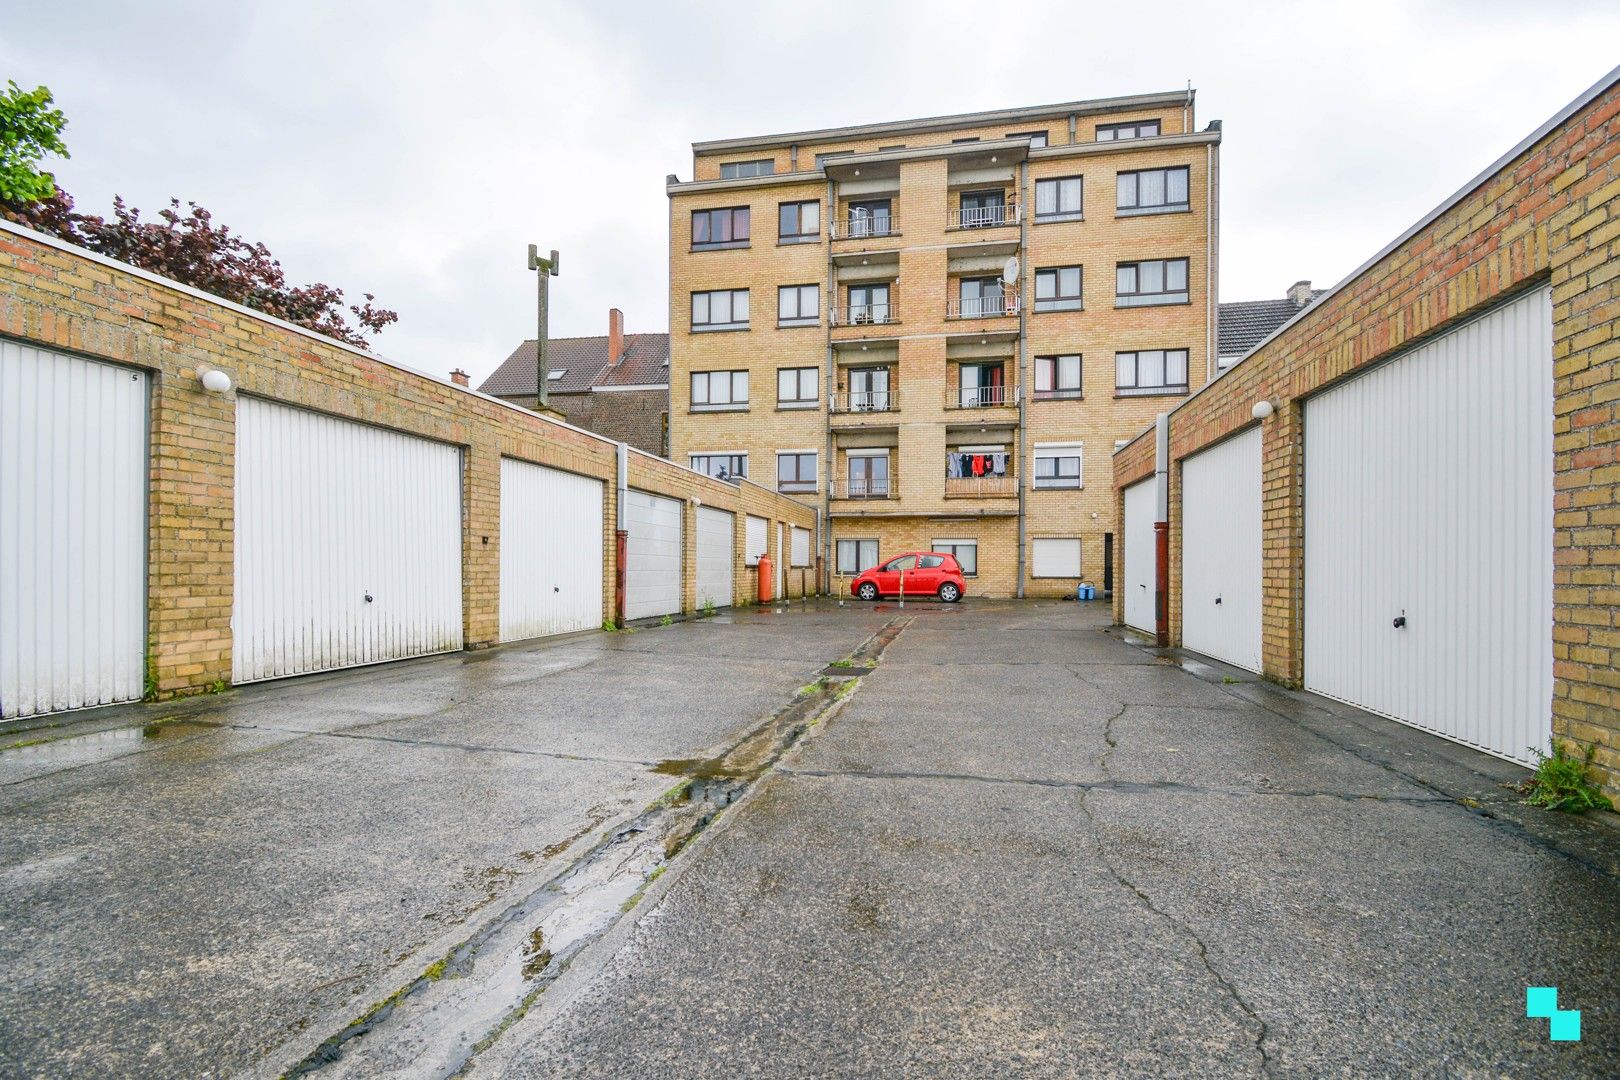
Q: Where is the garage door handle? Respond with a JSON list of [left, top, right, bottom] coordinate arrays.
[[364, 593, 373, 603], [554, 586, 560, 593], [1393, 613, 1406, 629], [1214, 595, 1222, 605]]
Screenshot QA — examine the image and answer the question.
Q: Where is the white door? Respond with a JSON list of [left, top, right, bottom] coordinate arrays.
[[695, 506, 735, 609], [500, 458, 604, 640], [625, 491, 682, 620], [234, 397, 463, 682], [1, 343, 148, 719], [774, 523, 784, 599], [1304, 288, 1552, 764], [745, 515, 767, 565], [1180, 427, 1262, 672], [1122, 477, 1157, 634]]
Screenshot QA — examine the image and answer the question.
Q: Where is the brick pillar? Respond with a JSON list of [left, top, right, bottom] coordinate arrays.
[[1260, 401, 1305, 686], [463, 443, 501, 647]]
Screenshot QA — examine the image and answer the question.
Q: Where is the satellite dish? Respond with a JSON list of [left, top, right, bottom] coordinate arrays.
[[1001, 256, 1020, 284]]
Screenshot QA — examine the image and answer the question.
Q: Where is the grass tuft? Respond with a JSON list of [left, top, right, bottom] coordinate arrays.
[[1520, 739, 1614, 813]]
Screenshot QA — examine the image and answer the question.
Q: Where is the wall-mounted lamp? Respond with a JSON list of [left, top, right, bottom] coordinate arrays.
[[198, 366, 233, 394], [1251, 399, 1274, 420]]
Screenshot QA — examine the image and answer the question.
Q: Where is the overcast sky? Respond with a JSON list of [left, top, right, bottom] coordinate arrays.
[[5, 1, 1617, 385]]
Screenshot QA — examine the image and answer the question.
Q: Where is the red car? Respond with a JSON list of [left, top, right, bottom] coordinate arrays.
[[851, 551, 966, 603]]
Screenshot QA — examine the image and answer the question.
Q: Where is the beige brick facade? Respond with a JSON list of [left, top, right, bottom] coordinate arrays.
[[1112, 73, 1620, 797], [669, 93, 1218, 600], [0, 223, 816, 701]]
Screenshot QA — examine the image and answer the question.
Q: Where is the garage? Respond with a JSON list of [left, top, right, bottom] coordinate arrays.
[[695, 505, 735, 610], [1122, 476, 1157, 634], [1180, 426, 1262, 672], [1, 342, 148, 719], [500, 458, 604, 641], [233, 397, 463, 683], [625, 490, 683, 620], [1304, 288, 1552, 764]]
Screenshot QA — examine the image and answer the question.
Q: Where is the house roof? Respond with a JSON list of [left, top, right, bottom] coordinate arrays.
[[480, 332, 669, 397], [1218, 293, 1326, 357]]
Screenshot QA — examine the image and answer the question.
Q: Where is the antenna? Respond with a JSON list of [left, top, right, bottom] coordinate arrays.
[[1001, 256, 1020, 285]]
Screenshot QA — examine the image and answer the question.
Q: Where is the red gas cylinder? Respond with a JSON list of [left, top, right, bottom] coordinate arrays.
[[757, 553, 773, 603]]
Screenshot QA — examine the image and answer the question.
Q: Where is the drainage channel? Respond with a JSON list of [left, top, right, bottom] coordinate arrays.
[[281, 615, 910, 1080]]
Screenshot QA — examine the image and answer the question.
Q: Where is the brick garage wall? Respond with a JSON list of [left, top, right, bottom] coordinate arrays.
[[1111, 72, 1620, 796], [0, 222, 817, 699]]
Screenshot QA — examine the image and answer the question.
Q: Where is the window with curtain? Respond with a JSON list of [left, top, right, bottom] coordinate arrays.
[[1035, 354, 1083, 399], [1115, 349, 1190, 394], [1115, 259, 1190, 306], [1034, 176, 1083, 220], [691, 207, 750, 250], [690, 369, 750, 408], [777, 284, 819, 327], [1033, 445, 1083, 489], [691, 289, 750, 329], [777, 452, 817, 492], [932, 539, 978, 576], [1034, 266, 1083, 312], [836, 539, 880, 574], [776, 367, 818, 406], [1117, 167, 1190, 214], [778, 200, 820, 241]]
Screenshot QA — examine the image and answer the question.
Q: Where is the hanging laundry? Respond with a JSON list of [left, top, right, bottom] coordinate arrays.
[[972, 454, 986, 477]]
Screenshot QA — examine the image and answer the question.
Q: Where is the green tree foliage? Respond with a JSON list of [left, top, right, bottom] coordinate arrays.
[[0, 81, 68, 203]]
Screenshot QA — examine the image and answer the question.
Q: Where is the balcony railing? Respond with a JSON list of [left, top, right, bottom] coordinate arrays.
[[830, 478, 896, 499], [945, 475, 1017, 497], [945, 295, 1021, 319], [831, 303, 900, 327], [829, 390, 900, 414], [949, 203, 1021, 229], [829, 214, 900, 240], [943, 385, 1019, 409]]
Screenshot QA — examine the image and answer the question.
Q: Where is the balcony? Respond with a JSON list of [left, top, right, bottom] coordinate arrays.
[[943, 385, 1019, 409], [829, 214, 901, 240], [945, 295, 1021, 320], [830, 302, 900, 328], [829, 390, 901, 415], [830, 478, 897, 500], [948, 203, 1022, 230], [945, 475, 1017, 498]]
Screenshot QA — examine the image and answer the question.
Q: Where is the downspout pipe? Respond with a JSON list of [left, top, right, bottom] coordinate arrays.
[[615, 440, 629, 627], [1153, 412, 1170, 647], [1015, 159, 1030, 598]]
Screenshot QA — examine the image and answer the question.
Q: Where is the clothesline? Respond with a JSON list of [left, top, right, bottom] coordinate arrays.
[[946, 452, 1009, 478]]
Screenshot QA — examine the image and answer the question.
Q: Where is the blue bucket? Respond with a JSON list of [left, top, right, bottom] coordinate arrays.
[[1076, 583, 1096, 602]]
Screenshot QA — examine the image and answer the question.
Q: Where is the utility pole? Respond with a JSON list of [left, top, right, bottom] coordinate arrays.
[[528, 244, 560, 409]]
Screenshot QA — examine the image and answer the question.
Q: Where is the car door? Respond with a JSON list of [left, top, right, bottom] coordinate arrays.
[[874, 555, 914, 596], [910, 554, 945, 595]]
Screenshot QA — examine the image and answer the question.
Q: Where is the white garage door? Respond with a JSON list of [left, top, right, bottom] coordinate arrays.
[[625, 490, 682, 620], [1, 343, 148, 719], [234, 397, 463, 682], [1032, 538, 1081, 578], [500, 458, 604, 641], [695, 506, 735, 610], [1305, 288, 1552, 764], [1181, 427, 1262, 672], [1122, 477, 1157, 634]]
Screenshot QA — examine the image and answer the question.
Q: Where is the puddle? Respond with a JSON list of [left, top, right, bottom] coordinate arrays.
[[0, 720, 218, 768]]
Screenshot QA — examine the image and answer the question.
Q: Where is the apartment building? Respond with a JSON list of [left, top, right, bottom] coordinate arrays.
[[666, 91, 1220, 597]]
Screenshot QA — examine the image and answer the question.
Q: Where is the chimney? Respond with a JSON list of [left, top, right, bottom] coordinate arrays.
[[1286, 280, 1313, 309], [608, 308, 625, 365], [450, 369, 470, 387]]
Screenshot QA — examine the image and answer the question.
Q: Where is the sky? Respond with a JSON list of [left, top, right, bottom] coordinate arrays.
[[4, 1, 1618, 386]]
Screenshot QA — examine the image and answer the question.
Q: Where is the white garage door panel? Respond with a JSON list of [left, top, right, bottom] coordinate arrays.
[[234, 398, 463, 682], [626, 491, 682, 620], [745, 515, 767, 566], [791, 527, 811, 567], [1181, 427, 1262, 672], [1123, 477, 1157, 634], [500, 459, 604, 641], [695, 506, 735, 609], [1, 343, 148, 718], [1032, 538, 1081, 578], [1305, 288, 1552, 764]]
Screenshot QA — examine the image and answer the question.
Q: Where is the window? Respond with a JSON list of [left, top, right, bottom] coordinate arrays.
[[1033, 443, 1083, 489], [957, 276, 1005, 319], [956, 362, 1007, 407], [777, 451, 817, 493], [719, 159, 774, 179], [836, 539, 880, 575], [691, 207, 750, 250], [879, 144, 905, 151], [777, 367, 819, 407], [778, 200, 820, 242], [1097, 120, 1160, 141], [958, 189, 1009, 228], [745, 515, 768, 565], [1117, 167, 1190, 214], [1115, 259, 1190, 306], [883, 555, 918, 571], [847, 452, 889, 497], [691, 289, 750, 330], [690, 453, 747, 480], [1032, 537, 1082, 578], [846, 199, 892, 237], [918, 554, 945, 569], [1034, 354, 1083, 400], [847, 366, 891, 411], [777, 284, 820, 327], [932, 539, 978, 577], [1034, 176, 1083, 221], [847, 283, 892, 325], [1115, 349, 1190, 395], [547, 369, 566, 382], [1034, 266, 1083, 312], [690, 369, 749, 409], [1007, 130, 1048, 148]]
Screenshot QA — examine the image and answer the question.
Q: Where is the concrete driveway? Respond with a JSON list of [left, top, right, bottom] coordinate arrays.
[[4, 599, 1619, 1078]]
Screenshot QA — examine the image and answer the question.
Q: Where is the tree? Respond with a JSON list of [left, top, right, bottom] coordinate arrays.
[[0, 81, 68, 203], [0, 84, 397, 349]]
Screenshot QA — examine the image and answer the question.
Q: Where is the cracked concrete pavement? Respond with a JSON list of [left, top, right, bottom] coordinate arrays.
[[479, 600, 1620, 1079]]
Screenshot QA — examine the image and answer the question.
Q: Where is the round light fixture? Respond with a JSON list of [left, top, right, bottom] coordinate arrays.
[[199, 367, 233, 394], [1252, 400, 1274, 420]]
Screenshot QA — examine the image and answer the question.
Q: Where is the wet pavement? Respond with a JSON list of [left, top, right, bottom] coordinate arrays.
[[5, 598, 1619, 1078], [474, 600, 1620, 1079]]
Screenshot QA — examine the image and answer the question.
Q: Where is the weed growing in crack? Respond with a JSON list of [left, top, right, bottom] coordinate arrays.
[[659, 614, 674, 627], [1520, 739, 1614, 813]]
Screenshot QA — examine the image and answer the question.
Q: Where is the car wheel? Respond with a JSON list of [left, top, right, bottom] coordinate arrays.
[[857, 582, 878, 601], [939, 582, 961, 603]]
